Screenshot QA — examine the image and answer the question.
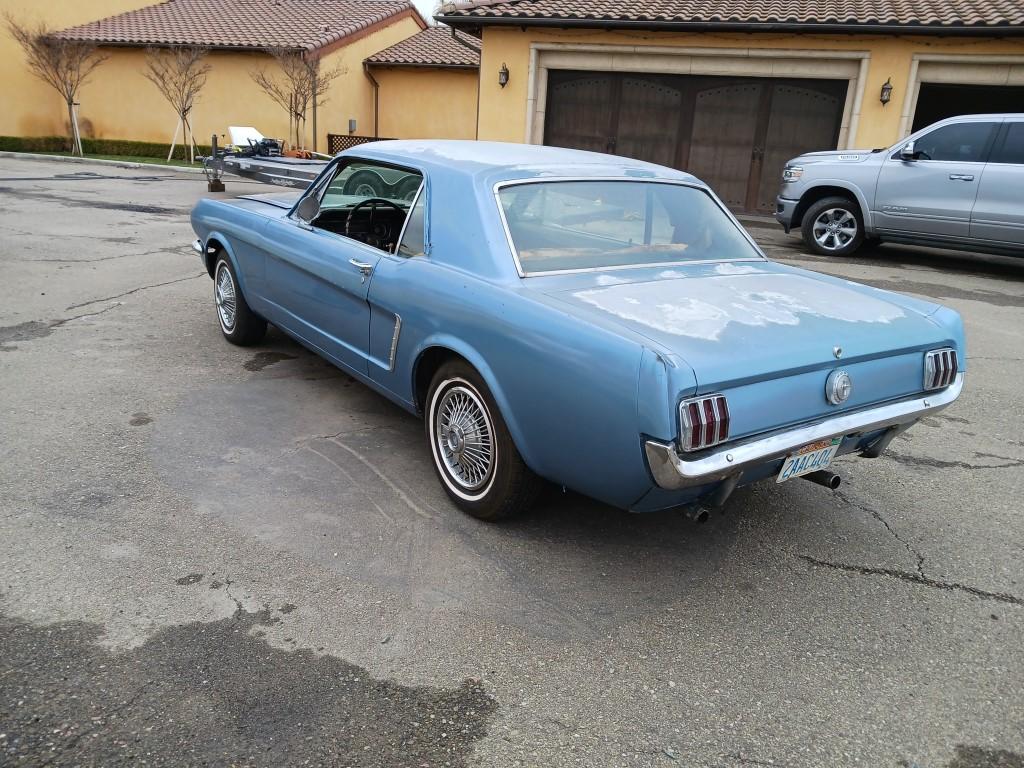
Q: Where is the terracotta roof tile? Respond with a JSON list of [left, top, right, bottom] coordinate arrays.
[[55, 0, 425, 51], [366, 26, 480, 67], [438, 0, 1024, 30]]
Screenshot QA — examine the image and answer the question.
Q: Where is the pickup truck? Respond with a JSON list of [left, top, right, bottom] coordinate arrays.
[[775, 113, 1023, 258]]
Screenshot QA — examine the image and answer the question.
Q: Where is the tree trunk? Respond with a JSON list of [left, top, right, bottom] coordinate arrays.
[[66, 100, 80, 156]]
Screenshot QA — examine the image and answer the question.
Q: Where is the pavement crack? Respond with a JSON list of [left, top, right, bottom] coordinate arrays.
[[222, 579, 245, 618], [65, 273, 204, 310], [836, 490, 925, 577], [885, 450, 1024, 471], [800, 556, 1024, 607]]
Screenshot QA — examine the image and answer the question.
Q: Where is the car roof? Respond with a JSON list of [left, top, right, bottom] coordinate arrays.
[[342, 139, 702, 187]]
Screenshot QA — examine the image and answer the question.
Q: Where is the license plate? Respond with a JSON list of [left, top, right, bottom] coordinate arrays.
[[776, 437, 842, 484]]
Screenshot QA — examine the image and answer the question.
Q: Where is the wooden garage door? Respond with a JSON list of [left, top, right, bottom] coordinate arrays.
[[544, 71, 847, 214]]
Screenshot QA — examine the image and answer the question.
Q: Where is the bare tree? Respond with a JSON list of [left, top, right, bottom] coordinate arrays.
[[143, 46, 211, 162], [250, 48, 343, 150], [5, 14, 108, 156]]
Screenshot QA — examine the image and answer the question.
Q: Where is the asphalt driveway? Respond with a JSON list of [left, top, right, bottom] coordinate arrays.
[[1, 156, 1022, 767]]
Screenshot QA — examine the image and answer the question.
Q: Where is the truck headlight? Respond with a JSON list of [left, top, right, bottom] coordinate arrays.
[[782, 166, 804, 183]]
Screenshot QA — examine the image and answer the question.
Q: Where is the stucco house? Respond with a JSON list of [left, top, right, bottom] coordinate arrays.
[[41, 0, 427, 152], [439, 0, 1024, 213], [364, 26, 481, 141]]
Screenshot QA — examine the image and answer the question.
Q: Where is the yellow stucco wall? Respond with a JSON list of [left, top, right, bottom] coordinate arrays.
[[373, 67, 478, 139], [0, 3, 426, 152], [476, 26, 1024, 149], [0, 0, 151, 136]]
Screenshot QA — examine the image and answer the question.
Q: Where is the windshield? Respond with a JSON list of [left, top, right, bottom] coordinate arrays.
[[497, 180, 760, 274]]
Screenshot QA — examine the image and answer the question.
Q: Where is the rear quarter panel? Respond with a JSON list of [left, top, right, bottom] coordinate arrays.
[[366, 255, 655, 509]]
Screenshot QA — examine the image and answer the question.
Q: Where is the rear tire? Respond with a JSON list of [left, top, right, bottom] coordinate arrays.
[[801, 196, 864, 257], [426, 361, 541, 521], [214, 257, 266, 346]]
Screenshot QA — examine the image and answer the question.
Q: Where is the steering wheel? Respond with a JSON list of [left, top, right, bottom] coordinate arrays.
[[345, 197, 404, 245]]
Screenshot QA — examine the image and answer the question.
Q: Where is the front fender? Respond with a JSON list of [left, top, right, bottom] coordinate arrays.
[[801, 180, 875, 232], [198, 230, 257, 297]]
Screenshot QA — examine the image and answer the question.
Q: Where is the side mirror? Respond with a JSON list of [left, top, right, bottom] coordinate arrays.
[[295, 195, 320, 223], [900, 140, 917, 161]]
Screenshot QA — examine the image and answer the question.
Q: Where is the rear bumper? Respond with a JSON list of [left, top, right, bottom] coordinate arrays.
[[774, 196, 799, 232], [644, 373, 964, 490]]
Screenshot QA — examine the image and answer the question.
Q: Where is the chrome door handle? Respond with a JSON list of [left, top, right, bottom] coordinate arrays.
[[948, 174, 975, 181], [349, 258, 374, 276]]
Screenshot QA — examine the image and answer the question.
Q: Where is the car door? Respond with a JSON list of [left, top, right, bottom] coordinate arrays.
[[873, 119, 999, 238], [261, 158, 422, 376], [970, 119, 1024, 247]]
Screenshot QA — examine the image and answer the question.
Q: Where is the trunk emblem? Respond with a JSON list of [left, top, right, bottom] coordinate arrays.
[[826, 370, 853, 405]]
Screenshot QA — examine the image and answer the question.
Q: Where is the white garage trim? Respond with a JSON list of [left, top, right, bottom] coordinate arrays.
[[899, 53, 1024, 138], [525, 43, 870, 149]]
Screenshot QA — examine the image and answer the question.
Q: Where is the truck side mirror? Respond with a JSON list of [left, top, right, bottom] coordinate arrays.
[[900, 141, 917, 161]]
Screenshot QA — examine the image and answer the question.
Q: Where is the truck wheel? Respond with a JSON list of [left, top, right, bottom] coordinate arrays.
[[214, 257, 266, 346], [426, 361, 541, 521], [801, 197, 864, 257]]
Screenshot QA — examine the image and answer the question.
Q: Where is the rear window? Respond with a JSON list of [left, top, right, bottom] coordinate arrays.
[[497, 180, 759, 275]]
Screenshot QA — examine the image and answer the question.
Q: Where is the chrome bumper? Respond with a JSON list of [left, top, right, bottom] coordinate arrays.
[[192, 239, 204, 255], [645, 374, 964, 490]]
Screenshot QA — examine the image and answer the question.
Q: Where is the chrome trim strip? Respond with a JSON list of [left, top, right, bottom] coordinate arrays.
[[393, 182, 424, 257], [645, 373, 964, 490], [387, 314, 402, 371], [492, 176, 768, 278]]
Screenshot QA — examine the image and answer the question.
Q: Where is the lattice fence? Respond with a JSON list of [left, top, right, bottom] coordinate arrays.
[[326, 134, 392, 154]]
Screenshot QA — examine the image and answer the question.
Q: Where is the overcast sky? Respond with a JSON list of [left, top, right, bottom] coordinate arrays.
[[412, 0, 441, 23]]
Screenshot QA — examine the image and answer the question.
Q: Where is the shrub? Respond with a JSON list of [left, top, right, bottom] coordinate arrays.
[[0, 135, 212, 160]]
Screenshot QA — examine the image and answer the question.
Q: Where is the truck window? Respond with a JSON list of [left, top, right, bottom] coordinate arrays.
[[991, 123, 1024, 165], [912, 122, 998, 162]]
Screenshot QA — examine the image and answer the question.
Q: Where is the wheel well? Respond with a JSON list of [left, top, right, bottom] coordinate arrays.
[[413, 347, 469, 415], [203, 238, 225, 277], [792, 187, 861, 229]]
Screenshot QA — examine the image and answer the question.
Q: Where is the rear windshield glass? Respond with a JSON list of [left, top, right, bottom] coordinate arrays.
[[497, 181, 760, 274]]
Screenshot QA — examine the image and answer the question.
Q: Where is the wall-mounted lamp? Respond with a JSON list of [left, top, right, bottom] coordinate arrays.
[[879, 78, 893, 106], [498, 63, 509, 88]]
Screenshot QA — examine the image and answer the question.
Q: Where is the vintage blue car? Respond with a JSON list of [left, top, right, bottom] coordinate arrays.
[[190, 141, 965, 521]]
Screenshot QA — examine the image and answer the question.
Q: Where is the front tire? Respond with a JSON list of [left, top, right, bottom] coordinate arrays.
[[426, 361, 541, 521], [801, 196, 864, 257], [214, 257, 266, 346]]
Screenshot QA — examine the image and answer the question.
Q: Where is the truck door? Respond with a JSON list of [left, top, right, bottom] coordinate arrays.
[[970, 120, 1024, 247], [873, 119, 998, 238]]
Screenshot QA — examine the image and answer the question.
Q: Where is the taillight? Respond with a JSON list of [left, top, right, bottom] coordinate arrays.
[[679, 394, 730, 452], [924, 348, 957, 390]]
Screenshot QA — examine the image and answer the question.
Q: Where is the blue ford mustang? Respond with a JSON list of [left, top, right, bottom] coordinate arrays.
[[191, 141, 965, 521]]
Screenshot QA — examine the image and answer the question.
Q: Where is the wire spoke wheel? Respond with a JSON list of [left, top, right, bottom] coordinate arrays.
[[812, 208, 858, 251], [215, 263, 237, 331], [434, 384, 495, 493]]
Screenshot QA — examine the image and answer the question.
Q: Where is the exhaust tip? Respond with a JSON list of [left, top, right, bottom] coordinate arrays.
[[682, 504, 710, 523], [802, 470, 841, 490]]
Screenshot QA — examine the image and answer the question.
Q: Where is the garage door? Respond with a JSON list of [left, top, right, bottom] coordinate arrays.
[[912, 83, 1024, 132], [544, 71, 847, 214]]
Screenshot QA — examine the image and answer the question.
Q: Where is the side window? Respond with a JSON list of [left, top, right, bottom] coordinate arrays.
[[298, 158, 422, 254], [397, 191, 426, 258], [992, 123, 1024, 165], [913, 122, 997, 162]]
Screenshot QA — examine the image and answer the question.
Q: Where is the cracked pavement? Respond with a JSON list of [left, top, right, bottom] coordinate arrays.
[[1, 157, 1022, 767]]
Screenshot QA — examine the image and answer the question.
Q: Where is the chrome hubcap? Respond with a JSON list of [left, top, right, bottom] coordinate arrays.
[[812, 208, 858, 251], [215, 264, 237, 331], [435, 385, 494, 492]]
